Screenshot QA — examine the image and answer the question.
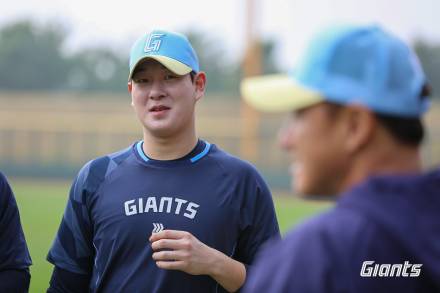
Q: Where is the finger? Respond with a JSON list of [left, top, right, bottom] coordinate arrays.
[[151, 238, 182, 251], [149, 230, 190, 242], [155, 260, 187, 271], [152, 250, 187, 261]]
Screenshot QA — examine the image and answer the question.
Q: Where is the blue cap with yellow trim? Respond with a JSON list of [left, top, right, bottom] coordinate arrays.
[[129, 29, 199, 79], [241, 25, 430, 118]]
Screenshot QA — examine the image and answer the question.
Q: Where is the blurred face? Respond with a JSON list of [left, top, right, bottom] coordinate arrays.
[[128, 59, 205, 138], [278, 103, 350, 196]]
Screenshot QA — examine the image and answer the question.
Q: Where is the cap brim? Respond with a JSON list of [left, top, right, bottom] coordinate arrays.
[[240, 74, 325, 112], [129, 55, 193, 79]]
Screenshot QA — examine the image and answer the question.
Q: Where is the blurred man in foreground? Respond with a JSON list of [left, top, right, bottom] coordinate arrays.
[[0, 172, 32, 292], [241, 24, 440, 292]]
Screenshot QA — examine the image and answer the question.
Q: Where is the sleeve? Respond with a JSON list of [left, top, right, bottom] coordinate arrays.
[[47, 266, 91, 293], [0, 172, 32, 272], [0, 268, 30, 293], [243, 219, 340, 293], [233, 167, 281, 267], [47, 163, 95, 277]]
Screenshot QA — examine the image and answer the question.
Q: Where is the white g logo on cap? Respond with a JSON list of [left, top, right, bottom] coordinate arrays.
[[144, 33, 164, 52]]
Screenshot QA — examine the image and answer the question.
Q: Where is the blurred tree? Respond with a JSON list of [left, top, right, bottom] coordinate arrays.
[[414, 40, 440, 98], [261, 39, 279, 74], [0, 20, 69, 90], [0, 20, 128, 92], [67, 48, 127, 92], [186, 30, 280, 95], [0, 20, 280, 94], [186, 30, 239, 94]]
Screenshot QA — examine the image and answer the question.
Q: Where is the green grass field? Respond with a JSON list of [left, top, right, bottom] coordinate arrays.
[[11, 179, 332, 293]]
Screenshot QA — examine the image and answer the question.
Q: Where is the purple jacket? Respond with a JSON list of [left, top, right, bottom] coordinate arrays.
[[244, 168, 440, 293]]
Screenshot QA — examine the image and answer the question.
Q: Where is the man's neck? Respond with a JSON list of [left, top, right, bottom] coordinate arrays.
[[338, 144, 422, 195], [142, 129, 199, 161]]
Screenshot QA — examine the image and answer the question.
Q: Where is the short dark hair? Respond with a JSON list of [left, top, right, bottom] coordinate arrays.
[[324, 101, 426, 147], [375, 114, 424, 146], [375, 84, 431, 146], [189, 71, 196, 83]]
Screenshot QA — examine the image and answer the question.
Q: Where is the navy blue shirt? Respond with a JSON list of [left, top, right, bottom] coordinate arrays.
[[48, 140, 280, 292], [0, 172, 32, 291], [244, 168, 440, 293]]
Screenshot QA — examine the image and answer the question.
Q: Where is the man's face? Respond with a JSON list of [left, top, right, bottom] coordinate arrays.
[[128, 59, 205, 138], [278, 103, 350, 196]]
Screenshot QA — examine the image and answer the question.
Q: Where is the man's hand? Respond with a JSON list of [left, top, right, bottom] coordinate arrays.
[[149, 230, 246, 292], [149, 230, 215, 275]]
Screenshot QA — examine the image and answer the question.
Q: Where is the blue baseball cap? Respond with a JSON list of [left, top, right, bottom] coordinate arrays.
[[129, 29, 199, 79], [241, 25, 430, 118]]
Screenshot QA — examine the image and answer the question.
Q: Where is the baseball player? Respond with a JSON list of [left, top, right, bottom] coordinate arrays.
[[46, 29, 280, 293], [0, 171, 32, 292], [241, 24, 440, 292]]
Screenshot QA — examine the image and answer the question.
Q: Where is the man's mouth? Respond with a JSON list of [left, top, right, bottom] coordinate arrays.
[[149, 105, 171, 112]]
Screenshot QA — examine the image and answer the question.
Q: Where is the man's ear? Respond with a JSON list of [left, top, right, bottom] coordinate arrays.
[[194, 72, 206, 101], [343, 105, 376, 153], [128, 81, 134, 106]]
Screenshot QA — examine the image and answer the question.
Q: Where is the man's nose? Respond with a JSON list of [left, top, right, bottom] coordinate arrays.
[[149, 81, 166, 100], [277, 121, 296, 151]]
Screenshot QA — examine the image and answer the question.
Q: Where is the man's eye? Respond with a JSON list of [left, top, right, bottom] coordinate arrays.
[[134, 78, 149, 83], [164, 74, 177, 80], [293, 108, 306, 119]]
